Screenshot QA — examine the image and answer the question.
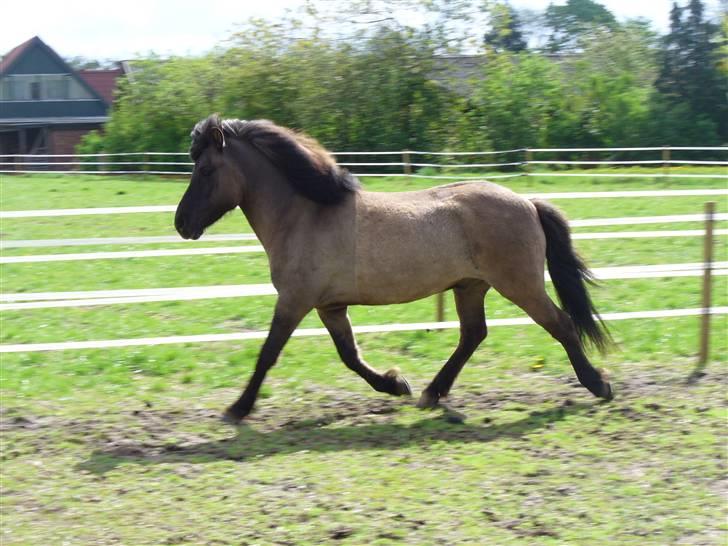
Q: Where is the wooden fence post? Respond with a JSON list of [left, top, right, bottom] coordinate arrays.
[[698, 201, 716, 364], [436, 292, 445, 322], [435, 292, 445, 322], [402, 151, 412, 176], [662, 145, 670, 177], [524, 147, 532, 174]]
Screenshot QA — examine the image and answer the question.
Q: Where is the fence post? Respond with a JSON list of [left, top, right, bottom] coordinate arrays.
[[698, 201, 716, 364], [436, 292, 445, 322], [402, 151, 412, 176], [524, 147, 532, 174], [662, 145, 670, 176]]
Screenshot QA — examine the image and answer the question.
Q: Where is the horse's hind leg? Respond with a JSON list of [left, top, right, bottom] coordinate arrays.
[[502, 287, 612, 400], [317, 306, 412, 397], [417, 280, 490, 409]]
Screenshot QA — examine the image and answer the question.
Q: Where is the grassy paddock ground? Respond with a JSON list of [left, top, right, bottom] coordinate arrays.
[[1, 170, 727, 545]]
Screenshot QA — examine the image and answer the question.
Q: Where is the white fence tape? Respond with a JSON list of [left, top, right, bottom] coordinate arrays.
[[572, 229, 728, 240], [529, 160, 728, 166], [0, 284, 278, 303], [0, 245, 265, 264], [528, 174, 728, 180], [3, 263, 726, 310], [1, 142, 726, 177], [569, 213, 728, 227], [0, 233, 259, 249], [1, 211, 724, 261], [3, 228, 725, 250], [1, 307, 725, 353], [521, 189, 728, 199], [2, 146, 725, 159], [0, 205, 176, 218], [3, 170, 727, 180], [2, 190, 727, 220], [1, 211, 725, 262]]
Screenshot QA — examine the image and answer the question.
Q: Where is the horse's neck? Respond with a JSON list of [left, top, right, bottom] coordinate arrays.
[[237, 148, 305, 250]]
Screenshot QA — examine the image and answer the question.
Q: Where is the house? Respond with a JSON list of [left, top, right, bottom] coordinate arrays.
[[0, 36, 125, 165]]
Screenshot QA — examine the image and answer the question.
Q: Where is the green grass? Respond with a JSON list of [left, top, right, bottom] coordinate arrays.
[[1, 171, 727, 545]]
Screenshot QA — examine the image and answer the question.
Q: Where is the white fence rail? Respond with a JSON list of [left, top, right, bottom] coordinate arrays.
[[2, 190, 727, 220], [1, 145, 726, 179], [2, 263, 726, 311], [1, 308, 725, 354], [1, 213, 725, 262], [2, 228, 726, 250]]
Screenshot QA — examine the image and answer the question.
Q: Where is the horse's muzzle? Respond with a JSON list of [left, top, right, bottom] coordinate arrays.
[[175, 213, 202, 240]]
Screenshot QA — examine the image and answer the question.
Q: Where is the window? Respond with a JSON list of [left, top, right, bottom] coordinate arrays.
[[30, 81, 41, 100], [0, 74, 91, 101], [45, 76, 69, 99], [0, 77, 14, 100]]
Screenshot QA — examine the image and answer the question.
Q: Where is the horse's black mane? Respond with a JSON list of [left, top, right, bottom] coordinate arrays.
[[191, 114, 360, 205]]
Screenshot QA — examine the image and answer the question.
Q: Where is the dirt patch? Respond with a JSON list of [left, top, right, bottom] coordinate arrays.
[[2, 368, 725, 471]]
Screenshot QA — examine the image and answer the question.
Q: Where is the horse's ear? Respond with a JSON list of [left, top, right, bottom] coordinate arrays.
[[211, 127, 225, 151]]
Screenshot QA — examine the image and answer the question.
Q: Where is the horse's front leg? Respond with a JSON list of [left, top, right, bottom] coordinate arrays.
[[223, 297, 310, 424], [317, 306, 411, 397]]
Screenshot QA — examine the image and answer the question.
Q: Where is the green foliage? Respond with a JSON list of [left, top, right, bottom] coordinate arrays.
[[78, 2, 726, 161], [464, 53, 572, 150], [656, 0, 727, 141], [544, 0, 617, 53], [642, 94, 721, 146], [560, 22, 658, 147], [75, 130, 105, 171], [89, 56, 225, 164], [484, 2, 528, 53]]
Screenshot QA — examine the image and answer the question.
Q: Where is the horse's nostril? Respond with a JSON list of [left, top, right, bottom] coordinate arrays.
[[175, 215, 187, 235]]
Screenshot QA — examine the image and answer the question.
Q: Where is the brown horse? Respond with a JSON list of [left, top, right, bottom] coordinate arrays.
[[175, 115, 613, 424]]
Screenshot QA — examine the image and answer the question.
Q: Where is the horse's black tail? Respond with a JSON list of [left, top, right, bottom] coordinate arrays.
[[532, 199, 612, 353]]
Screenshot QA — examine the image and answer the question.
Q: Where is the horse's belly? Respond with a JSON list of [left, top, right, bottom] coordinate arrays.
[[353, 246, 475, 304]]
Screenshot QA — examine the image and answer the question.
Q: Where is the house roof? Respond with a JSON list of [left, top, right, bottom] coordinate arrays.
[[1, 36, 126, 107], [0, 36, 36, 75], [78, 68, 125, 104]]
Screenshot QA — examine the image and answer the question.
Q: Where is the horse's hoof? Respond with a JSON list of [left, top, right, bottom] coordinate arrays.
[[384, 368, 412, 396], [597, 368, 614, 401], [221, 408, 244, 426], [600, 381, 614, 401], [394, 376, 412, 396], [416, 390, 440, 409]]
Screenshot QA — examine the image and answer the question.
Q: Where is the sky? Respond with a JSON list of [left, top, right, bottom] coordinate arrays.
[[2, 0, 724, 60]]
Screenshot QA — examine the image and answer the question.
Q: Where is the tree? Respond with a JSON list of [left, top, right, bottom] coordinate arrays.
[[484, 3, 528, 53], [562, 20, 659, 147], [656, 0, 727, 140], [65, 56, 116, 70], [78, 55, 224, 165], [719, 11, 728, 76], [575, 19, 659, 85], [544, 0, 617, 53], [464, 53, 576, 150]]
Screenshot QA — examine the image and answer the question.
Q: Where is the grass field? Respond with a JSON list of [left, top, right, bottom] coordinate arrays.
[[1, 170, 727, 545]]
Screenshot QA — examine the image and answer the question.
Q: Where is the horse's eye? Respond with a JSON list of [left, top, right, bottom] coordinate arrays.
[[199, 165, 214, 176]]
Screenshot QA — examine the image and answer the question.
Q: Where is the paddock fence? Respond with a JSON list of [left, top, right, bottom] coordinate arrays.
[[1, 146, 727, 179], [1, 181, 725, 356]]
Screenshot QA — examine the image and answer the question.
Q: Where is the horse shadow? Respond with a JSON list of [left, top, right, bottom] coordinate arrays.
[[78, 401, 593, 475]]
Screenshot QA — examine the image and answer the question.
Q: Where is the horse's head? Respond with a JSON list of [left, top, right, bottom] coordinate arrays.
[[175, 115, 244, 240]]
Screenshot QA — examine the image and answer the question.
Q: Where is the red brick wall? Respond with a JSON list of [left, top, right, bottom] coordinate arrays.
[[49, 129, 89, 156]]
